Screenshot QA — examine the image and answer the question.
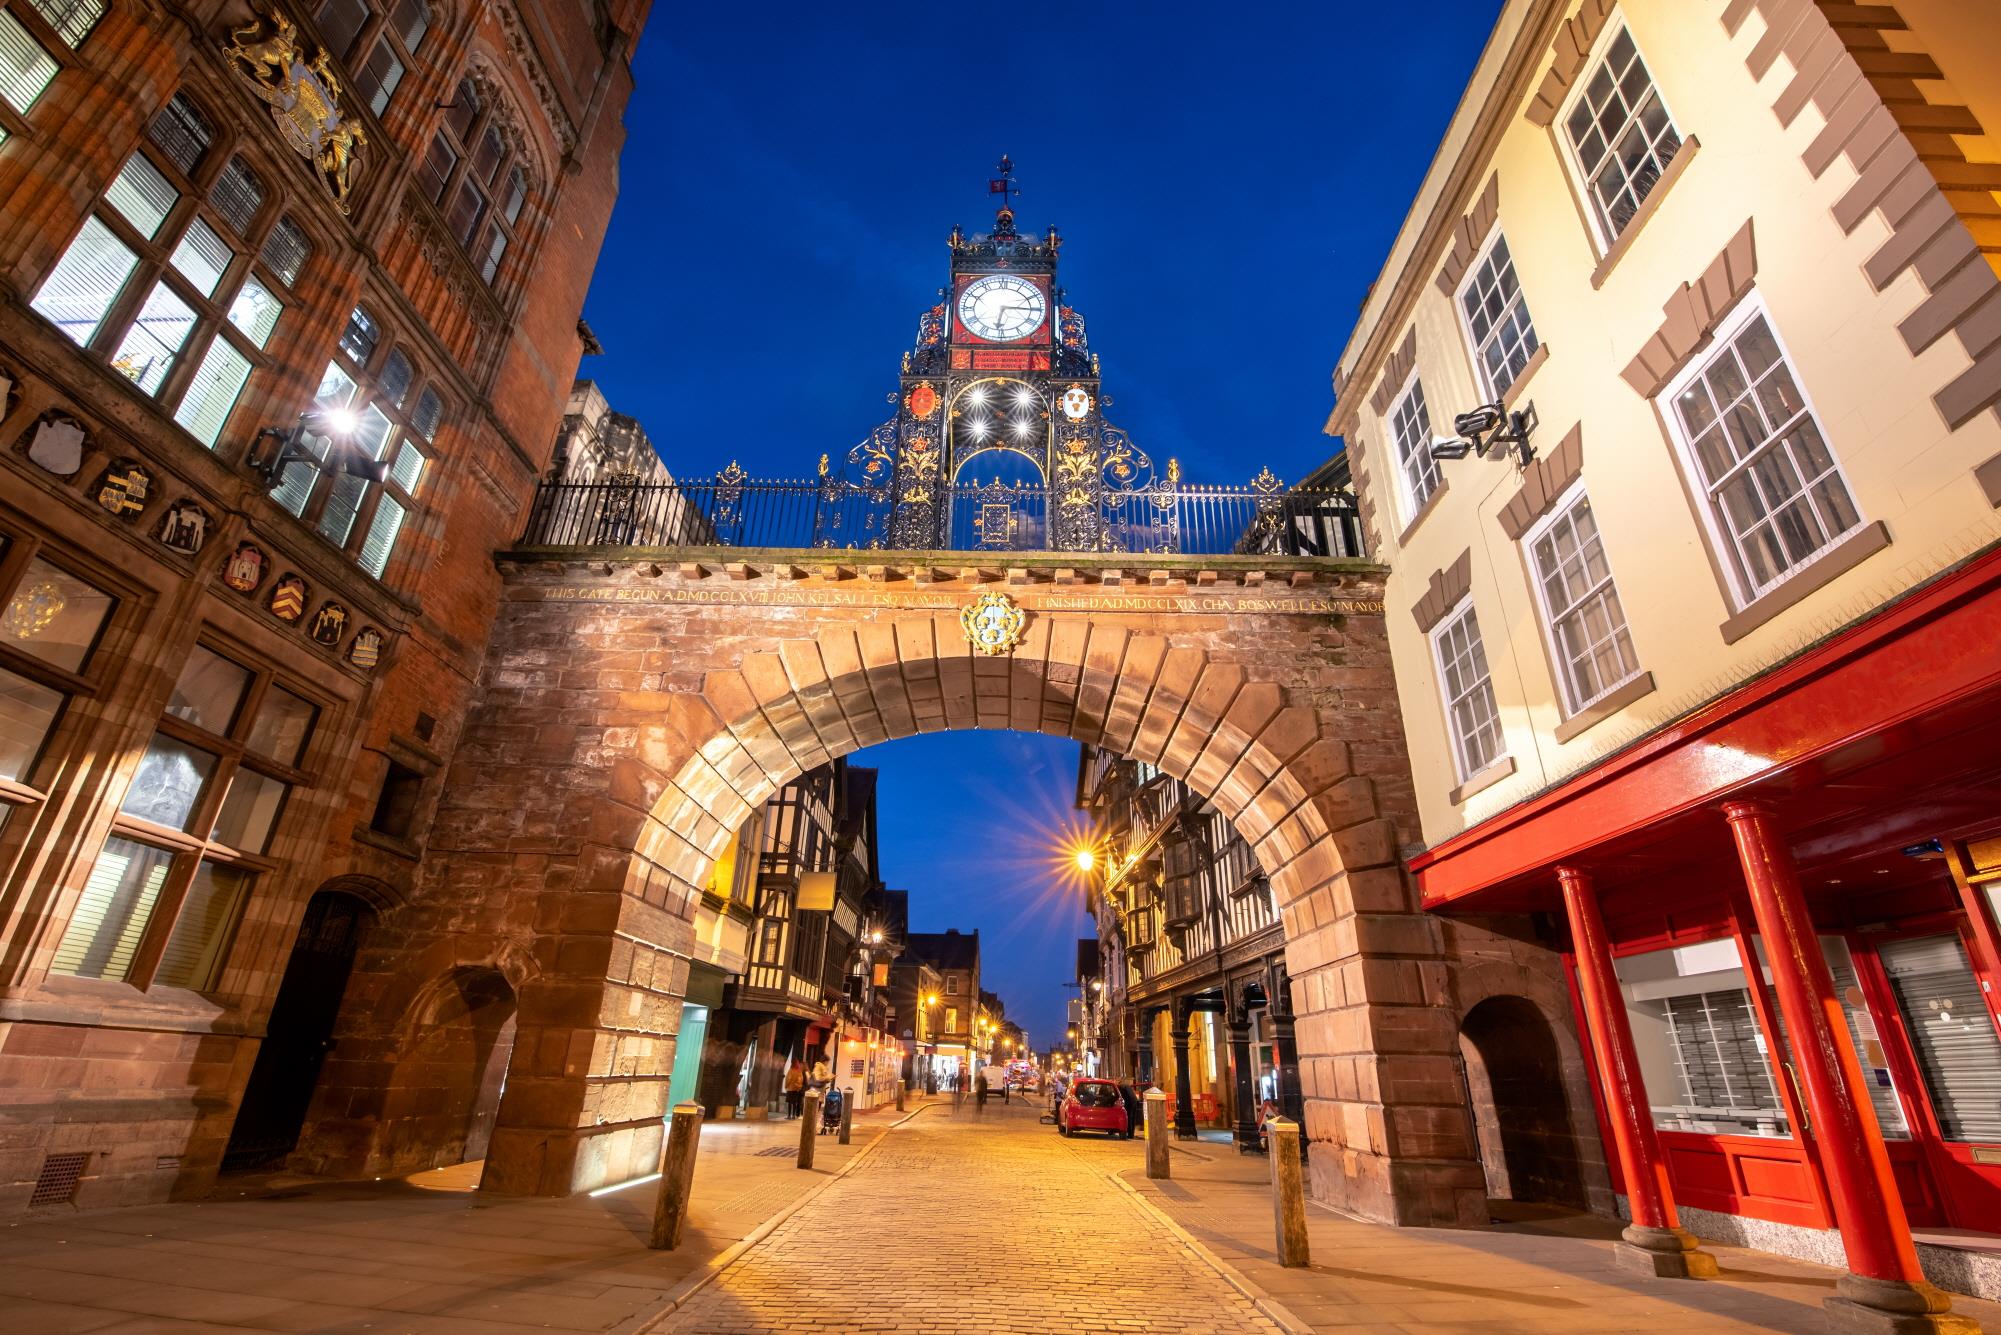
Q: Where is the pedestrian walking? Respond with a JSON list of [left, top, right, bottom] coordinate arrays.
[[974, 1066, 988, 1108], [1118, 1080, 1144, 1138], [784, 1061, 805, 1118]]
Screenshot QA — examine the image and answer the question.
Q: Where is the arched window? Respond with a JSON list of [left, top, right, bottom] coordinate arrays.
[[420, 74, 532, 285], [28, 90, 310, 448], [270, 306, 442, 581], [310, 0, 430, 116]]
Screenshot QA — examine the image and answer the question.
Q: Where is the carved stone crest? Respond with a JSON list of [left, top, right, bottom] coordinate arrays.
[[223, 7, 365, 213], [156, 499, 211, 554], [960, 590, 1026, 657], [25, 414, 86, 476]]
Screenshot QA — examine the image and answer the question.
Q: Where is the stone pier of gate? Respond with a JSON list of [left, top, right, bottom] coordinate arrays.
[[304, 546, 1493, 1228]]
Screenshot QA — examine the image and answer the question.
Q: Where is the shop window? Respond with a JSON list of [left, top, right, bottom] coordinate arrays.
[[28, 91, 292, 447], [1526, 486, 1640, 712], [1878, 935, 2001, 1143], [1559, 22, 1682, 249], [1389, 373, 1440, 526], [49, 641, 318, 993], [1456, 230, 1539, 400], [1616, 938, 1790, 1138], [1430, 597, 1504, 783], [0, 544, 117, 829], [1663, 299, 1861, 605], [269, 306, 439, 581]]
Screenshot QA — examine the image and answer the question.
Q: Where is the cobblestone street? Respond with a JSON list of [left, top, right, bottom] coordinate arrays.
[[659, 1098, 1279, 1334]]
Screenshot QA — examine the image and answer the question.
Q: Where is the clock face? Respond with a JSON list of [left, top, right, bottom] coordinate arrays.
[[958, 275, 1046, 342]]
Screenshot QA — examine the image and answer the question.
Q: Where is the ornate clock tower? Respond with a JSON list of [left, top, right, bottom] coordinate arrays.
[[842, 159, 1158, 552]]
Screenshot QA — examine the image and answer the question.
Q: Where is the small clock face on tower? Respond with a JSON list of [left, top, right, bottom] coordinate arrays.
[[957, 274, 1046, 342]]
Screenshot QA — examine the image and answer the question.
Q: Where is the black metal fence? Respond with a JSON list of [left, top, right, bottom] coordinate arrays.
[[517, 476, 1365, 558]]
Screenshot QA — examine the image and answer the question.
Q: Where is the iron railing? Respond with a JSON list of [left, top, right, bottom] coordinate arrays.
[[518, 476, 1364, 558]]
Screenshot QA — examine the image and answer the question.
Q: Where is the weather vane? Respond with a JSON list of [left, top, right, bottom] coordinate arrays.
[[987, 154, 1019, 236]]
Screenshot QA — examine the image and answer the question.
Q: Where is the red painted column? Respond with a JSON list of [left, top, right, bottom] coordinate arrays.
[[1558, 864, 1714, 1279], [1723, 802, 1967, 1330]]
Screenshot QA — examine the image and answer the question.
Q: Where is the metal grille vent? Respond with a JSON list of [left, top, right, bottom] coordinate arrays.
[[30, 1152, 88, 1206]]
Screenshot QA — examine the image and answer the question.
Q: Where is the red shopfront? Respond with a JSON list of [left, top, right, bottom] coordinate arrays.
[[1413, 543, 2001, 1311]]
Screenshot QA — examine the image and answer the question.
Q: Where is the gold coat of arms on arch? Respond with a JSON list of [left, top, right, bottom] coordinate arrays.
[[223, 7, 366, 213], [960, 590, 1026, 656]]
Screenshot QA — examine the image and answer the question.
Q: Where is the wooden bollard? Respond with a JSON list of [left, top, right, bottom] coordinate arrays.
[[798, 1089, 820, 1170], [838, 1091, 854, 1144], [1268, 1116, 1310, 1267], [647, 1102, 703, 1250], [1144, 1087, 1170, 1180], [895, 1080, 905, 1111]]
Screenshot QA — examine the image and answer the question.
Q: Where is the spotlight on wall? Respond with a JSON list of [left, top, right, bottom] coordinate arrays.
[[1429, 400, 1540, 468]]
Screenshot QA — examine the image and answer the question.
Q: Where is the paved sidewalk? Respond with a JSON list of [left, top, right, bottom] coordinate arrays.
[[0, 1104, 906, 1335], [1099, 1133, 2001, 1334]]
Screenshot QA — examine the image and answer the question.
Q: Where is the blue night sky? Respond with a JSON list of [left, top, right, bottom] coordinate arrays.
[[582, 1, 1500, 1044]]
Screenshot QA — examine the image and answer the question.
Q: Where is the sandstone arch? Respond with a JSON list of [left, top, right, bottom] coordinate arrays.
[[316, 552, 1490, 1226]]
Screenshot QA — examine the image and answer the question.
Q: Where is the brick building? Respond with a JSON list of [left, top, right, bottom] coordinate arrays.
[[0, 0, 648, 1214]]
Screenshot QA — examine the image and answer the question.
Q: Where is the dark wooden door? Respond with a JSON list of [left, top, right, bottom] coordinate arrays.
[[222, 892, 371, 1171]]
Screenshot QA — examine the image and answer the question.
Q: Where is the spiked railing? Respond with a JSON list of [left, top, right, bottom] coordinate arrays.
[[517, 471, 1364, 558]]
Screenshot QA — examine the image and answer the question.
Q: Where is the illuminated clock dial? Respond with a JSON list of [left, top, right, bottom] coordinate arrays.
[[958, 274, 1046, 342]]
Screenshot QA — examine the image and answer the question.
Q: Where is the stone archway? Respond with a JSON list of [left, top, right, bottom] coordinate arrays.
[[1459, 995, 1589, 1210], [357, 549, 1489, 1226]]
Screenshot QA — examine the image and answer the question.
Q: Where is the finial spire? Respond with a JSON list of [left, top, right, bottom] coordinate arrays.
[[987, 154, 1019, 237]]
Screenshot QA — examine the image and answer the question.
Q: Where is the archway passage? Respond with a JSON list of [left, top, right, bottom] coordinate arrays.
[[223, 890, 374, 1171], [305, 548, 1498, 1227], [1459, 995, 1589, 1211]]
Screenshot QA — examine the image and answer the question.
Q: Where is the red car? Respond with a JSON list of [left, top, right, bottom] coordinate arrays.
[[1058, 1078, 1132, 1138]]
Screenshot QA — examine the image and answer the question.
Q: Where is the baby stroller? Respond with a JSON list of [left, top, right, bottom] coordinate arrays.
[[819, 1085, 844, 1136]]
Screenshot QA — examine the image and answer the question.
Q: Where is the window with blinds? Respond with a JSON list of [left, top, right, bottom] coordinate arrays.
[[1879, 935, 2001, 1144], [281, 329, 436, 580], [51, 837, 174, 979], [1617, 938, 1790, 1138], [27, 0, 106, 47], [28, 90, 293, 446], [0, 10, 57, 121], [50, 643, 315, 992]]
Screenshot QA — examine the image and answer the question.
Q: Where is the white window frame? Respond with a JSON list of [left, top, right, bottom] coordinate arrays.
[[1523, 481, 1641, 714], [1387, 369, 1441, 529], [1453, 224, 1540, 403], [1429, 595, 1506, 785], [1658, 292, 1862, 609], [1555, 14, 1684, 255]]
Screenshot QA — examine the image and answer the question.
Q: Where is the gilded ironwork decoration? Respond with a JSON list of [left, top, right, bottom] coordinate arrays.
[[960, 589, 1026, 656], [224, 8, 366, 213]]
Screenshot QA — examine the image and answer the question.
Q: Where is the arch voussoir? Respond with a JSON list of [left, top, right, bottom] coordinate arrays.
[[1099, 635, 1167, 753], [1068, 622, 1130, 744]]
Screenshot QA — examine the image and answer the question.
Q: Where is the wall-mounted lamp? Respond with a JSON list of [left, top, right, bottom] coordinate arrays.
[[1430, 400, 1539, 469]]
